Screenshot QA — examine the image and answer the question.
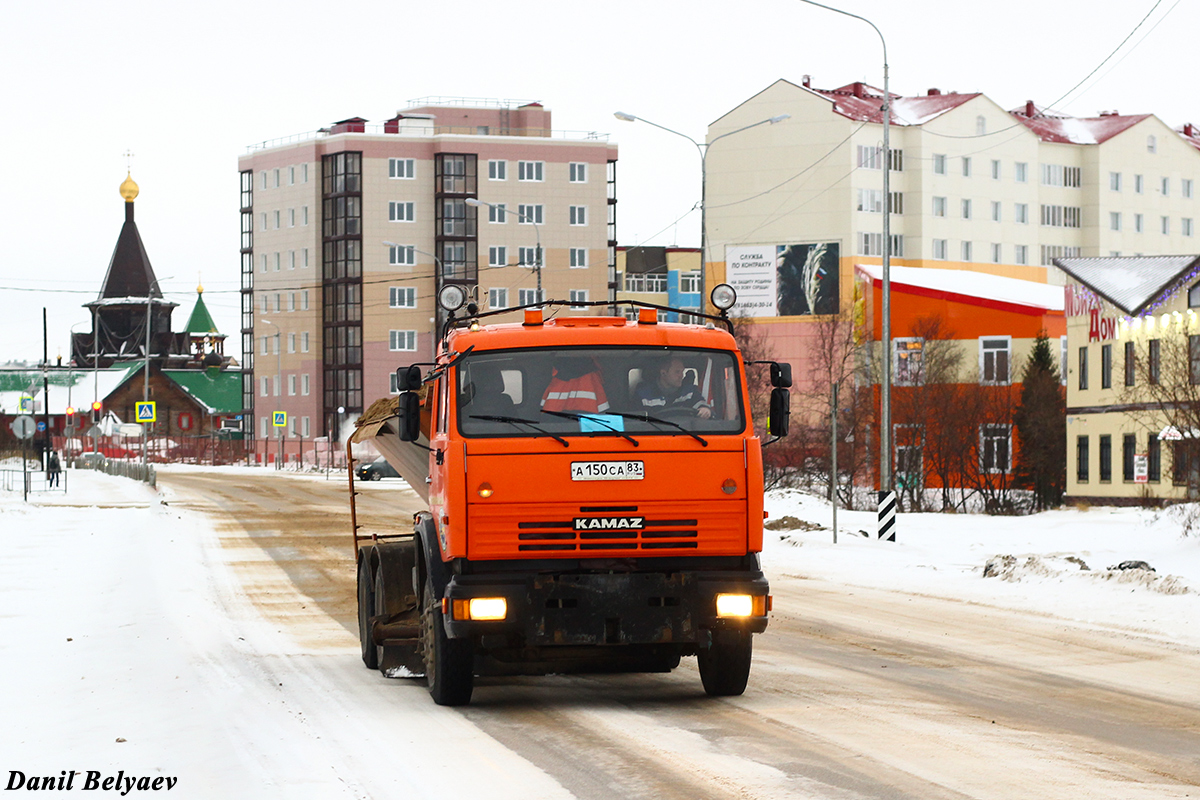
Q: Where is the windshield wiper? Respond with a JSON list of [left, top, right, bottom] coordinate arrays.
[[540, 410, 640, 447], [605, 411, 708, 447], [469, 415, 569, 447]]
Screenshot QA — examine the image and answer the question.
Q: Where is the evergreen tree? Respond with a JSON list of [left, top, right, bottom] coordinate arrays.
[[1013, 331, 1066, 509]]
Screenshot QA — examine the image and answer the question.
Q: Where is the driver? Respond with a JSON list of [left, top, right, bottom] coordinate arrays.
[[634, 356, 712, 418]]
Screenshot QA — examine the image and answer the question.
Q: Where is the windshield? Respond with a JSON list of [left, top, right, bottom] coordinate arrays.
[[456, 347, 745, 439]]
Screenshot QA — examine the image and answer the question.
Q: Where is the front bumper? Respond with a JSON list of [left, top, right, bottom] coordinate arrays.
[[442, 569, 769, 646]]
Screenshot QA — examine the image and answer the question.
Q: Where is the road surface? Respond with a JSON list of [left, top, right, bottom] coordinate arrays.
[[160, 467, 1200, 799]]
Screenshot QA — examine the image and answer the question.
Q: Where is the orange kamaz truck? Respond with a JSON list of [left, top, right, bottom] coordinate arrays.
[[350, 284, 790, 705]]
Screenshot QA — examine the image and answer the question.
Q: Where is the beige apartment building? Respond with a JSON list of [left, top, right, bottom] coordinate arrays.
[[703, 77, 1200, 388], [237, 99, 618, 441]]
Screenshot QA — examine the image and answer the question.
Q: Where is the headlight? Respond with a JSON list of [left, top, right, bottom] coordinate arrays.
[[715, 593, 767, 618], [710, 283, 737, 311], [451, 597, 508, 621]]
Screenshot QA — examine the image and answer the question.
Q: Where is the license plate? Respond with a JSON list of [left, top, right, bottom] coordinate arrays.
[[570, 460, 644, 481]]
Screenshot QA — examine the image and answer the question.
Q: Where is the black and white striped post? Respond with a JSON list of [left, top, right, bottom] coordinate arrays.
[[877, 490, 897, 542]]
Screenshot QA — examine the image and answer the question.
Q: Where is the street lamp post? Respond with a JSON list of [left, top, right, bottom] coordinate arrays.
[[464, 198, 542, 300], [258, 317, 283, 470], [796, 0, 894, 498], [612, 111, 789, 315]]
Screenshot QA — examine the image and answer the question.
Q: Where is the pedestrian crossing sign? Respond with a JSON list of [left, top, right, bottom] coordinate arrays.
[[273, 411, 287, 427], [135, 401, 156, 423]]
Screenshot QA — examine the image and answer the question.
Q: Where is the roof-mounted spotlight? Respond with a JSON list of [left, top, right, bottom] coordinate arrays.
[[438, 284, 468, 312], [710, 283, 737, 312]]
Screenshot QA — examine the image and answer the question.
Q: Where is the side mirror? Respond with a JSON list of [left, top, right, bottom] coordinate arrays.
[[768, 387, 790, 437], [396, 392, 421, 442], [397, 364, 423, 392], [770, 362, 792, 388]]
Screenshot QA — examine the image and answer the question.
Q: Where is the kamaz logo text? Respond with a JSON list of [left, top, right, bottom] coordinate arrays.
[[573, 517, 645, 531]]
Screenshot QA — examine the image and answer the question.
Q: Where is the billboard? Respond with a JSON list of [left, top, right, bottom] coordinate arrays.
[[725, 243, 840, 318]]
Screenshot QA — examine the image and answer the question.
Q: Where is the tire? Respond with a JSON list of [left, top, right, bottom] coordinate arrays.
[[421, 576, 474, 705], [370, 471, 382, 481], [697, 630, 753, 696], [357, 556, 378, 669]]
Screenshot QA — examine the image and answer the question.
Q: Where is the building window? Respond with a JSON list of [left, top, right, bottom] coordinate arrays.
[[1110, 172, 1121, 191], [518, 288, 543, 306], [1041, 164, 1082, 187], [389, 330, 417, 351], [1163, 216, 1171, 235], [932, 239, 948, 260], [288, 208, 295, 227], [302, 290, 309, 310], [888, 192, 903, 214], [518, 246, 539, 266], [1149, 338, 1160, 384], [287, 332, 295, 353], [302, 163, 308, 183], [302, 206, 309, 226], [1014, 162, 1027, 183], [289, 251, 296, 270], [990, 243, 1002, 263], [1125, 341, 1136, 386], [1135, 213, 1144, 233], [518, 161, 544, 182], [1015, 244, 1028, 265], [961, 199, 972, 219], [1101, 343, 1112, 389], [1135, 174, 1144, 194], [980, 337, 1010, 384], [888, 149, 903, 171], [991, 159, 1001, 179], [961, 241, 972, 261], [569, 162, 588, 183], [1123, 433, 1137, 482], [569, 289, 588, 308], [991, 201, 1001, 222], [1099, 434, 1112, 482], [1077, 436, 1089, 482], [518, 204, 543, 224], [569, 206, 587, 226], [1190, 335, 1200, 384], [1184, 179, 1194, 199], [1148, 433, 1161, 481], [962, 157, 971, 177], [1148, 135, 1157, 154], [1162, 176, 1170, 196], [488, 203, 506, 223], [389, 287, 416, 308], [389, 201, 415, 222], [488, 160, 507, 180], [1015, 203, 1029, 224], [274, 293, 281, 312], [302, 374, 310, 396], [389, 244, 415, 266], [301, 332, 309, 353], [488, 288, 508, 309], [857, 145, 882, 169], [680, 272, 700, 293], [1185, 218, 1195, 237], [1041, 205, 1082, 228], [894, 338, 924, 386], [858, 233, 883, 256], [858, 189, 883, 213], [980, 425, 1011, 473], [260, 171, 268, 190], [260, 376, 268, 397], [1078, 346, 1088, 390], [625, 273, 667, 293], [1061, 336, 1069, 384], [488, 246, 507, 267], [890, 234, 904, 257], [932, 196, 947, 217], [1110, 212, 1121, 231], [389, 158, 414, 179], [933, 154, 946, 175], [288, 375, 296, 396], [570, 247, 588, 268]]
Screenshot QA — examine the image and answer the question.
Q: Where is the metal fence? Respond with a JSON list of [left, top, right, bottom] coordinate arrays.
[[70, 457, 156, 487], [0, 468, 67, 494]]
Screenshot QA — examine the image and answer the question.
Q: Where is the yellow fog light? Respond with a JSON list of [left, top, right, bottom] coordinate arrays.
[[478, 482, 493, 498], [467, 597, 507, 621]]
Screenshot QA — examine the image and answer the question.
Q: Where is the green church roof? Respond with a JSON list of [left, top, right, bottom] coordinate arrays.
[[184, 291, 220, 335], [162, 369, 242, 414]]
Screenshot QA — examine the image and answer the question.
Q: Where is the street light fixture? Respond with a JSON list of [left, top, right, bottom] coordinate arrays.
[[612, 111, 789, 314], [795, 0, 894, 498], [464, 197, 543, 301]]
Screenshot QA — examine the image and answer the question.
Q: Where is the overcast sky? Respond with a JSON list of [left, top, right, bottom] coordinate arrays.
[[1, 0, 1193, 363]]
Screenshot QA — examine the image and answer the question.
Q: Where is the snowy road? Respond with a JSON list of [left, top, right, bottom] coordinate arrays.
[[3, 466, 1198, 799]]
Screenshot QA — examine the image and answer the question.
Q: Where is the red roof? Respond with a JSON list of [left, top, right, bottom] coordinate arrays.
[[1178, 123, 1200, 152], [811, 82, 978, 126], [1009, 102, 1150, 145]]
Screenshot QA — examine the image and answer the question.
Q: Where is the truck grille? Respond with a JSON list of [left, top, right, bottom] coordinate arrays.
[[515, 506, 698, 552]]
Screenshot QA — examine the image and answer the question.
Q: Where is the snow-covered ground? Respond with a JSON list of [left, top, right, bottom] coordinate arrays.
[[762, 490, 1200, 649], [2, 467, 1198, 797]]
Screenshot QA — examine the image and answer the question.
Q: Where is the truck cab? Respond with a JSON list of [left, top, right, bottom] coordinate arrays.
[[353, 287, 788, 705]]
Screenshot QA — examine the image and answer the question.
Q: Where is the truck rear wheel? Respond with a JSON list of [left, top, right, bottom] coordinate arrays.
[[697, 630, 753, 696], [357, 556, 378, 670], [421, 577, 474, 705]]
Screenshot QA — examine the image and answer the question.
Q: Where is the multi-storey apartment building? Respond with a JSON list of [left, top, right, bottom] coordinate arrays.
[[704, 77, 1200, 386], [237, 99, 618, 442], [615, 246, 702, 321]]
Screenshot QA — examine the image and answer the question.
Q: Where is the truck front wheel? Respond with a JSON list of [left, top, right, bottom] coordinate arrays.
[[697, 630, 753, 696], [421, 578, 474, 705]]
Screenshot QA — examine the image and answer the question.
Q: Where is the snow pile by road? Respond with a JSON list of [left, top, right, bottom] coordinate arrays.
[[763, 489, 1200, 648]]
